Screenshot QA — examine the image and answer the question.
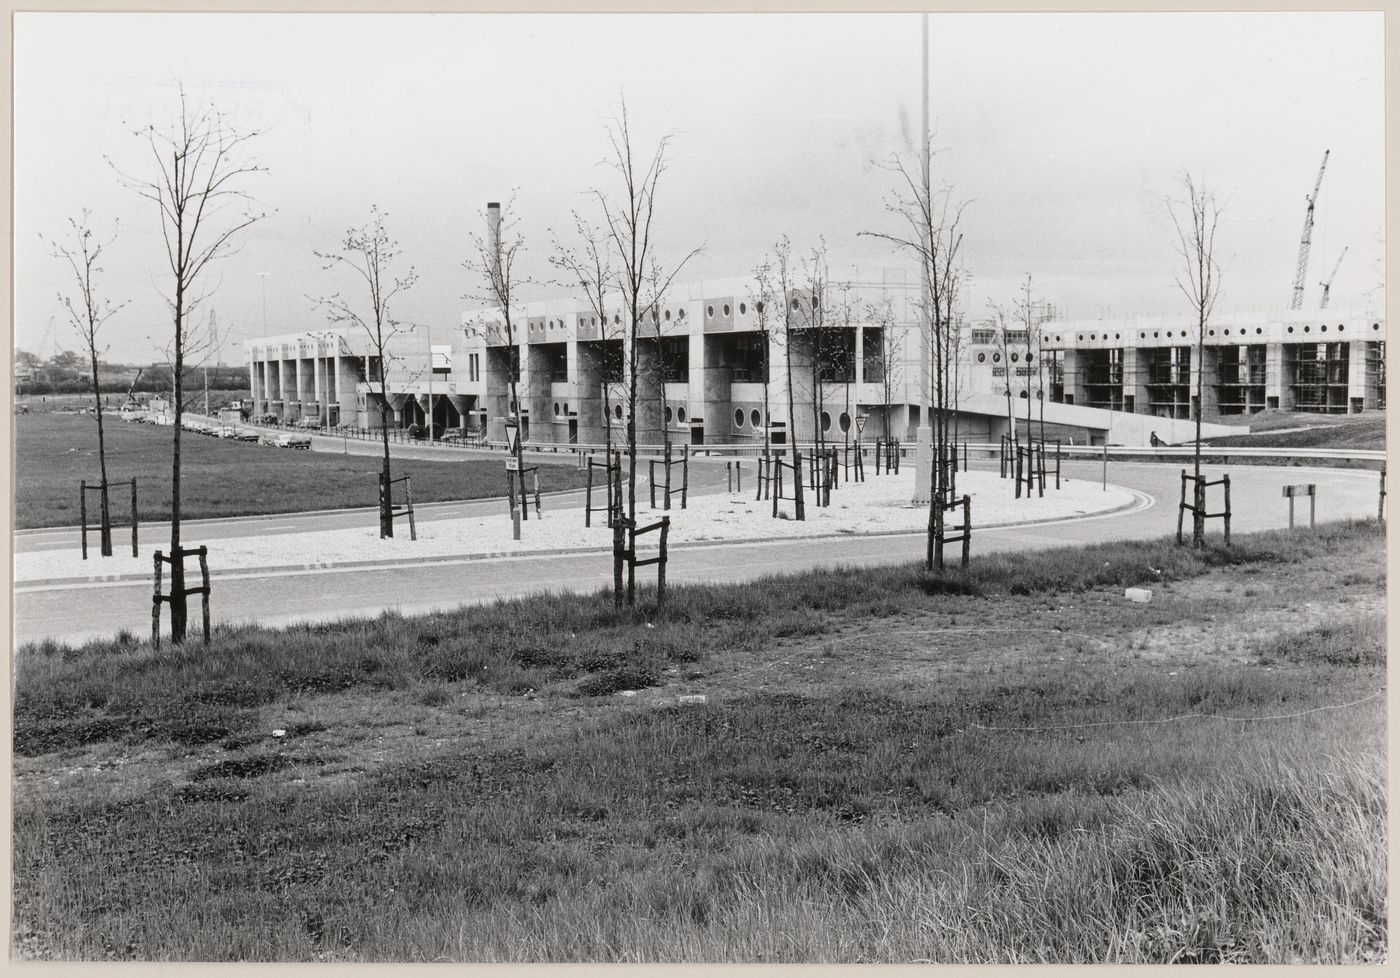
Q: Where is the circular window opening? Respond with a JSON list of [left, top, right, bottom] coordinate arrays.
[[812, 297, 820, 310], [614, 404, 623, 419], [734, 408, 745, 427], [1078, 335, 1084, 342], [1209, 330, 1215, 336], [755, 301, 765, 314], [707, 305, 715, 317], [739, 302, 747, 315], [563, 402, 569, 414], [1374, 323, 1381, 331], [1256, 328, 1262, 334], [677, 407, 687, 423], [1037, 389, 1044, 400], [1115, 333, 1121, 339], [651, 311, 659, 324], [678, 308, 686, 319], [1153, 332, 1159, 338], [751, 408, 761, 427], [613, 314, 620, 325], [1304, 326, 1311, 333], [821, 411, 832, 432], [1140, 332, 1146, 339], [553, 402, 560, 417], [1338, 324, 1344, 332], [1320, 324, 1327, 332], [723, 304, 731, 316], [1026, 354, 1035, 365], [993, 352, 1001, 363], [977, 352, 987, 363], [1019, 390, 1029, 399], [665, 406, 674, 423], [664, 309, 671, 321], [1011, 352, 1020, 363], [1287, 326, 1294, 333], [1090, 334, 1096, 341], [839, 412, 851, 432]]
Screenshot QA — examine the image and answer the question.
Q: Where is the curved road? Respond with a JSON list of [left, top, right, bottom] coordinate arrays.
[[13, 459, 1382, 647]]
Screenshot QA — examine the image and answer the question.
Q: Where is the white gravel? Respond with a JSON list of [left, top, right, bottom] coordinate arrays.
[[15, 470, 1135, 582]]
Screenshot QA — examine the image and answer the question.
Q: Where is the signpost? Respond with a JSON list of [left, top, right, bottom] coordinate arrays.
[[505, 419, 523, 540], [1282, 483, 1317, 529]]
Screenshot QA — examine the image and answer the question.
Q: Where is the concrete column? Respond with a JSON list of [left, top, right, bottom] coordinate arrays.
[[1265, 341, 1291, 410], [1195, 346, 1220, 420], [1347, 340, 1368, 411], [855, 326, 865, 387]]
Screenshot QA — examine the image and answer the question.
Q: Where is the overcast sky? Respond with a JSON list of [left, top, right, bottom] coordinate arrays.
[[12, 11, 1385, 364]]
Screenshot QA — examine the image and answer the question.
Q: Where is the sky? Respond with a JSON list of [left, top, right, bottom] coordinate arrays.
[[11, 11, 1386, 365]]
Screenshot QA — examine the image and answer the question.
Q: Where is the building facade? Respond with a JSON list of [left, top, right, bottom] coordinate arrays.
[[245, 274, 1384, 448]]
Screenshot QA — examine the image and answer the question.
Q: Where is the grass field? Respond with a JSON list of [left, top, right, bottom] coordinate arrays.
[[12, 520, 1386, 962], [1202, 410, 1386, 450], [12, 413, 589, 529]]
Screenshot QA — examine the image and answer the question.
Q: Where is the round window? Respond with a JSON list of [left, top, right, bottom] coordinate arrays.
[[792, 298, 801, 310], [839, 412, 851, 432], [1019, 390, 1029, 399], [613, 315, 620, 325], [751, 409, 761, 427], [664, 309, 671, 321], [666, 406, 674, 423], [563, 402, 569, 414], [723, 304, 731, 316], [821, 411, 832, 432], [1011, 352, 1019, 363], [614, 404, 623, 419], [677, 407, 687, 423], [992, 353, 1001, 363], [553, 402, 561, 417], [734, 408, 745, 427], [977, 352, 986, 363], [755, 301, 765, 314], [740, 303, 747, 315], [678, 308, 686, 319], [1026, 354, 1034, 365], [707, 305, 715, 317]]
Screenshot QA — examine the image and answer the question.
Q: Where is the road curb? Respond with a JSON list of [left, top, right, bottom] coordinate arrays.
[[14, 491, 1146, 589]]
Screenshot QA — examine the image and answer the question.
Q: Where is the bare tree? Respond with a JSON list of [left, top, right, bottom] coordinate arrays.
[[988, 303, 1019, 453], [862, 147, 968, 568], [315, 206, 418, 539], [467, 198, 530, 536], [46, 212, 128, 556], [115, 87, 266, 642], [773, 236, 801, 459], [1015, 275, 1052, 452], [590, 98, 702, 605], [551, 211, 620, 463], [864, 294, 905, 444], [747, 258, 779, 459], [1168, 172, 1223, 547]]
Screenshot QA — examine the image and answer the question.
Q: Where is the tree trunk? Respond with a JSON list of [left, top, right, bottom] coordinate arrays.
[[89, 343, 112, 556], [379, 391, 394, 538], [169, 278, 186, 643]]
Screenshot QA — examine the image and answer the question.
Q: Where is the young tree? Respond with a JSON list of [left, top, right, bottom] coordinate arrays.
[[864, 294, 905, 444], [315, 206, 418, 540], [862, 147, 968, 568], [467, 198, 530, 535], [590, 98, 701, 604], [988, 303, 1019, 454], [773, 235, 801, 461], [116, 87, 266, 642], [47, 212, 128, 556], [550, 211, 620, 465], [1168, 172, 1223, 547], [747, 258, 779, 459]]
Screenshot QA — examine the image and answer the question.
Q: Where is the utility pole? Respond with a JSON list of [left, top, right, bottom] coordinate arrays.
[[913, 11, 933, 505]]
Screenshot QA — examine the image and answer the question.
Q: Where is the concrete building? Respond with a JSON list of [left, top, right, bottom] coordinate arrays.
[[246, 272, 1385, 449], [1040, 309, 1386, 419]]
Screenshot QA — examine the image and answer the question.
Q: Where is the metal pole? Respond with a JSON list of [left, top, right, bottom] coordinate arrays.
[[1102, 442, 1107, 491]]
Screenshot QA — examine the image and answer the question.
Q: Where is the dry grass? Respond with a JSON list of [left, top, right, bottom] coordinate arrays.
[[11, 520, 1387, 962]]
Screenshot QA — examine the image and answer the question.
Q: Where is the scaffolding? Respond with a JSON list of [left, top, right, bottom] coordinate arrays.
[[1213, 344, 1268, 415], [1365, 341, 1386, 410], [1077, 349, 1123, 411], [1144, 347, 1192, 420], [1286, 342, 1350, 413]]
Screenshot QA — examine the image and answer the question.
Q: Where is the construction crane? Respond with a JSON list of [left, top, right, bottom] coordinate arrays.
[[1289, 149, 1330, 310], [123, 367, 145, 409], [1319, 246, 1348, 309]]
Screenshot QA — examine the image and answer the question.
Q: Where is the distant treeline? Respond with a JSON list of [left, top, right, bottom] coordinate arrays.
[[15, 360, 248, 396]]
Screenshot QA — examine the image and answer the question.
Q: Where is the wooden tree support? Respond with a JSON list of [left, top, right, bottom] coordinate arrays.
[[381, 473, 418, 540], [770, 448, 806, 521], [1178, 470, 1232, 547], [726, 460, 743, 493], [927, 492, 973, 571], [152, 545, 211, 648], [647, 442, 690, 510], [80, 478, 139, 559], [585, 451, 622, 527], [1379, 465, 1387, 522], [618, 514, 671, 609], [874, 438, 901, 475]]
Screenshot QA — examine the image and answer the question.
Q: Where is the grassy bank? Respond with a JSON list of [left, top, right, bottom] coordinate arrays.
[[12, 521, 1386, 962], [13, 413, 589, 528], [1203, 410, 1386, 450]]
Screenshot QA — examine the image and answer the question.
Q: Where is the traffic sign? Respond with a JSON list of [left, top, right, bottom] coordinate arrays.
[[506, 458, 520, 472]]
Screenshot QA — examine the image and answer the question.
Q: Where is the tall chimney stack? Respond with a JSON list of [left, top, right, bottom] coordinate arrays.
[[486, 201, 502, 265]]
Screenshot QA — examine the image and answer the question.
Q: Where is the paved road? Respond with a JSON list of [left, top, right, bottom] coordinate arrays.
[[13, 460, 1382, 647]]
